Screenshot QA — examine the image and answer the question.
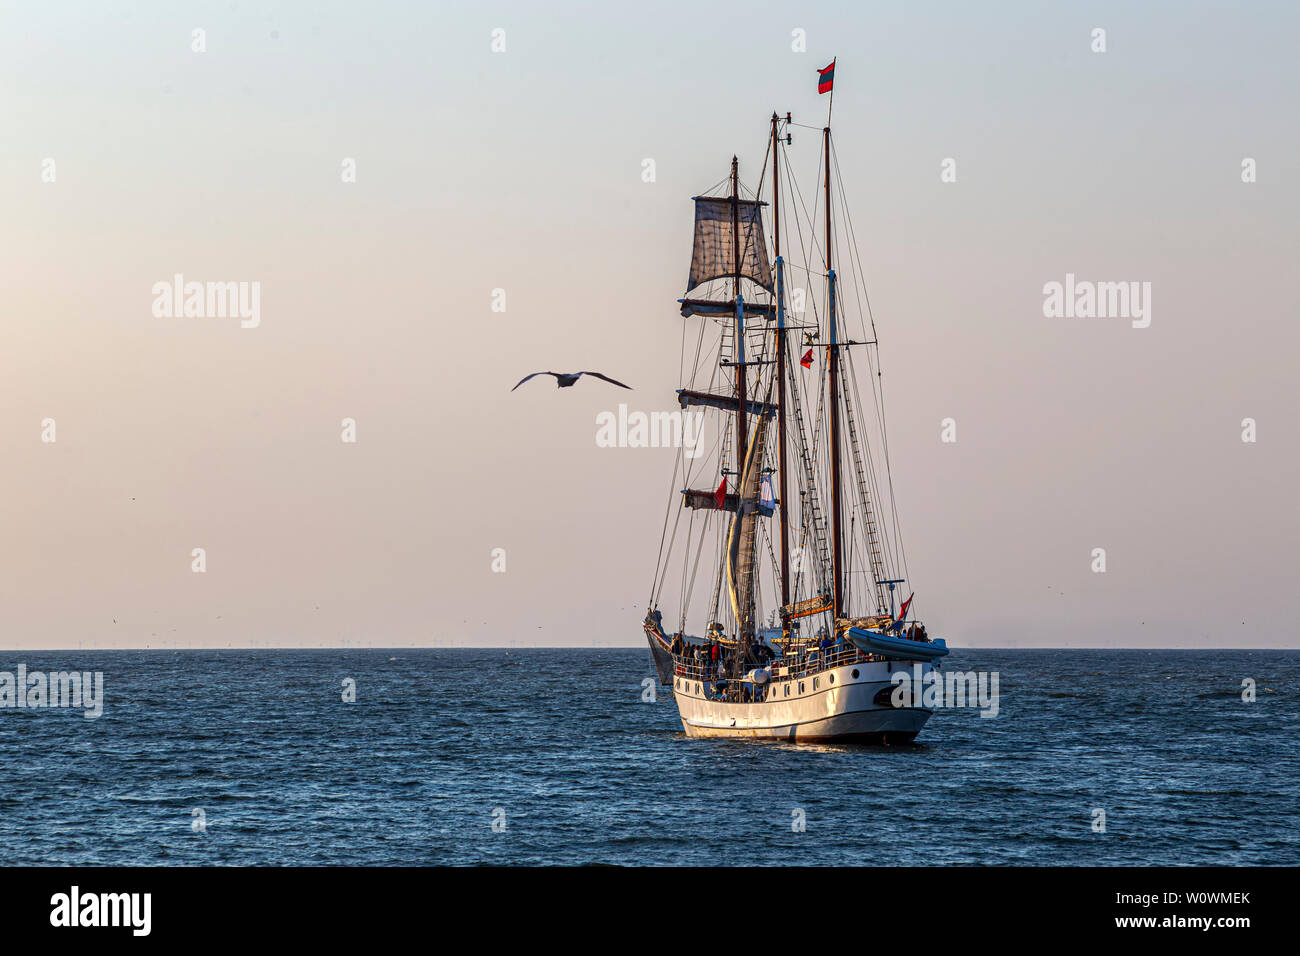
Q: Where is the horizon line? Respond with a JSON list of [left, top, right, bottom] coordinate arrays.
[[0, 645, 1296, 652]]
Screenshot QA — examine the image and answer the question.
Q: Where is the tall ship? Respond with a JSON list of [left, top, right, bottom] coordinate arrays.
[[643, 68, 949, 743]]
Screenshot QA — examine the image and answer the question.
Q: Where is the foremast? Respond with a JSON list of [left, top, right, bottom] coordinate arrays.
[[727, 157, 754, 646], [670, 154, 776, 653]]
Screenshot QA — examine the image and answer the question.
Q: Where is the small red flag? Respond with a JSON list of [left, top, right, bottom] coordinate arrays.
[[713, 477, 727, 509], [898, 592, 914, 621], [801, 348, 814, 369], [817, 59, 835, 95]]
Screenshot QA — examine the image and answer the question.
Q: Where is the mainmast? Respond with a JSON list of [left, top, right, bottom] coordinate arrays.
[[824, 125, 845, 620], [771, 114, 791, 636]]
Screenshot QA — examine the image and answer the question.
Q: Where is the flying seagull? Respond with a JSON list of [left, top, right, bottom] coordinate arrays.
[[511, 371, 632, 391]]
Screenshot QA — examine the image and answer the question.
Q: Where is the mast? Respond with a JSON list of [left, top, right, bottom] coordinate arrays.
[[825, 125, 845, 620], [771, 114, 791, 635], [730, 156, 748, 490], [730, 156, 750, 640]]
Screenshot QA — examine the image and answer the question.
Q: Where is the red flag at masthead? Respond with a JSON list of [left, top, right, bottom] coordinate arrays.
[[817, 59, 836, 94]]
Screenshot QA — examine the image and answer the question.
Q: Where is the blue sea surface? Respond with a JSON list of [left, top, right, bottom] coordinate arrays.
[[1, 649, 1296, 866]]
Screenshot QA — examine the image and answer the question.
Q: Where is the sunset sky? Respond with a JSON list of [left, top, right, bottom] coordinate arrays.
[[3, 1, 1297, 648]]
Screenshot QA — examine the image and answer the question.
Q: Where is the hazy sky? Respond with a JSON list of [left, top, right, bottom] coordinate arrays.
[[3, 1, 1297, 648]]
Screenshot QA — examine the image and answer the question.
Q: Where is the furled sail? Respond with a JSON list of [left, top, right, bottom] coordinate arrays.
[[679, 298, 776, 320], [681, 486, 776, 514], [686, 196, 774, 295], [677, 388, 777, 419], [682, 489, 741, 512], [781, 594, 832, 622]]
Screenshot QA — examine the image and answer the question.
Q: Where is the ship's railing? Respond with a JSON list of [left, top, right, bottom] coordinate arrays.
[[772, 642, 882, 678], [671, 657, 720, 682], [670, 642, 883, 686]]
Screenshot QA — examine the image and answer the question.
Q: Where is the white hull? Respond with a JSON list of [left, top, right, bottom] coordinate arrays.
[[672, 659, 935, 743]]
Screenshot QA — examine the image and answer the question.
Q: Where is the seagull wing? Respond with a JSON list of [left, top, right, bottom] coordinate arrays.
[[511, 371, 558, 391], [579, 371, 632, 389]]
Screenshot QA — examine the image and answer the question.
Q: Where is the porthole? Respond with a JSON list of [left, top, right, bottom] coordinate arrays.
[[829, 674, 835, 684], [799, 682, 805, 694], [784, 685, 790, 698], [873, 686, 900, 708], [814, 678, 820, 690], [852, 669, 860, 679]]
